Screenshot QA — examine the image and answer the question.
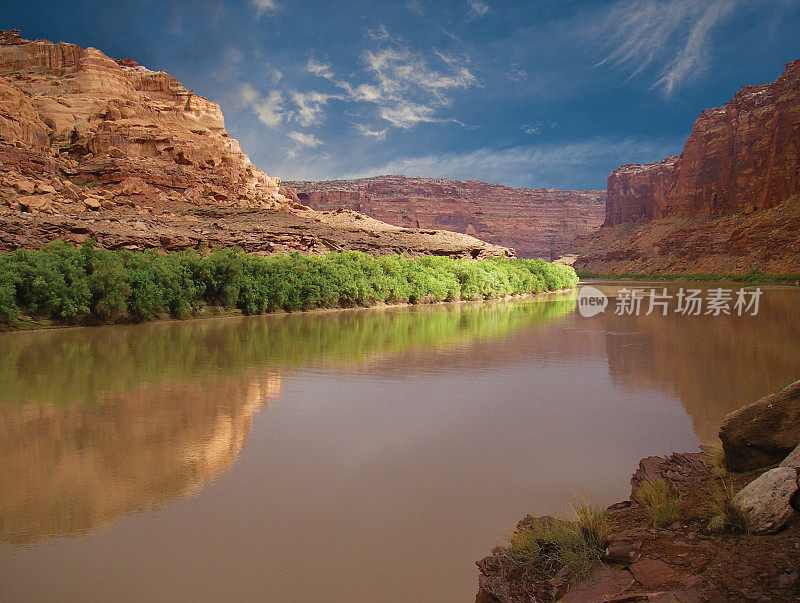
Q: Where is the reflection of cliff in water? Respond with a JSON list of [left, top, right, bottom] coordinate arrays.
[[0, 374, 281, 544], [0, 296, 576, 544], [594, 286, 800, 442]]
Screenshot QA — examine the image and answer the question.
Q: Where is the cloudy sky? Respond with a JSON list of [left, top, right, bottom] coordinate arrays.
[[6, 1, 800, 188]]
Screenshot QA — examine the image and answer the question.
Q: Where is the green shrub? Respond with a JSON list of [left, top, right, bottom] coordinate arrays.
[[0, 242, 579, 325]]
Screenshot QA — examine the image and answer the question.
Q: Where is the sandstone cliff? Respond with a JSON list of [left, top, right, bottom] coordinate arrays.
[[577, 59, 800, 274], [0, 30, 509, 259], [284, 176, 605, 259]]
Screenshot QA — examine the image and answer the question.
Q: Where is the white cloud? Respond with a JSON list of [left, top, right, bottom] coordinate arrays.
[[653, 1, 736, 94], [599, 0, 738, 95], [288, 131, 323, 148], [251, 0, 278, 16], [306, 58, 334, 79], [379, 102, 439, 129], [354, 124, 388, 140], [467, 0, 489, 17], [241, 86, 284, 128], [294, 37, 478, 132], [290, 91, 338, 127], [239, 83, 259, 106], [365, 24, 391, 40]]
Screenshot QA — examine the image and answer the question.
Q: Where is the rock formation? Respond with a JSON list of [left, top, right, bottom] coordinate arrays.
[[284, 176, 605, 259], [0, 30, 509, 259], [719, 378, 800, 471], [576, 59, 800, 274]]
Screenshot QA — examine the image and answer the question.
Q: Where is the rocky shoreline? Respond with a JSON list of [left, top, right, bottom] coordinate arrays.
[[477, 381, 800, 602]]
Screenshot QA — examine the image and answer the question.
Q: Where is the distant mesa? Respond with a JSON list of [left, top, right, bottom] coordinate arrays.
[[285, 176, 605, 260]]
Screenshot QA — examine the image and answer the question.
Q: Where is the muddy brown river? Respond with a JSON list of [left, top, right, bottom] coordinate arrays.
[[1, 283, 799, 601]]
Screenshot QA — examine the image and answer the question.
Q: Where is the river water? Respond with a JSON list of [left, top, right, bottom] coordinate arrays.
[[1, 282, 798, 601]]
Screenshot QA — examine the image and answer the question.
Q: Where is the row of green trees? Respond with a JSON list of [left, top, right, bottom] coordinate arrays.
[[0, 241, 578, 324]]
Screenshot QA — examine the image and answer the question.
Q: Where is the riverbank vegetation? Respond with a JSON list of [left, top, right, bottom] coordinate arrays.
[[498, 505, 610, 589], [576, 270, 800, 285], [0, 241, 578, 327]]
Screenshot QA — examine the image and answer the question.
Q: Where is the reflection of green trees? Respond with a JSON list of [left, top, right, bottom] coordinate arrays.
[[0, 293, 576, 406]]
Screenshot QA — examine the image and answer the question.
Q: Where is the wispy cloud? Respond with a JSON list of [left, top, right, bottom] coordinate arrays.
[[467, 0, 489, 18], [300, 33, 479, 131], [404, 0, 423, 15], [288, 131, 322, 148], [378, 102, 438, 129], [251, 0, 278, 16], [365, 24, 391, 40], [306, 58, 334, 79], [289, 91, 340, 126], [338, 137, 681, 189], [354, 123, 388, 140], [653, 1, 736, 94], [599, 0, 738, 95], [506, 64, 528, 82], [240, 85, 284, 127]]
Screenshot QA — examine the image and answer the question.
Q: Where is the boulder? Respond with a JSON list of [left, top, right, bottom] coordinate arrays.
[[779, 443, 800, 470], [732, 466, 798, 535], [719, 379, 800, 471]]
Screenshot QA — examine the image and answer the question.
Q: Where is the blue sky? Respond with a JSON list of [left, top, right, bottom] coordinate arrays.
[[5, 1, 800, 189]]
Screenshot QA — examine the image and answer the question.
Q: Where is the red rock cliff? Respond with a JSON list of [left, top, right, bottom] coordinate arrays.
[[605, 60, 800, 226], [0, 30, 510, 259], [285, 176, 605, 259]]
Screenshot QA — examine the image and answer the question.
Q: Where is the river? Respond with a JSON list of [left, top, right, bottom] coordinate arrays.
[[1, 283, 798, 601]]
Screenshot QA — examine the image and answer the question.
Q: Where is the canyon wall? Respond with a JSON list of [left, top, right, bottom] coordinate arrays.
[[577, 59, 800, 274], [0, 30, 509, 259], [284, 176, 605, 259]]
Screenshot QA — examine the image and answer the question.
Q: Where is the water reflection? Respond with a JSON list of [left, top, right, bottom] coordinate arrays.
[[0, 374, 281, 544], [585, 284, 800, 441], [0, 296, 575, 545]]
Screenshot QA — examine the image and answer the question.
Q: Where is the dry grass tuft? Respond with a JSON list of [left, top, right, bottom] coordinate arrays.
[[636, 478, 681, 527]]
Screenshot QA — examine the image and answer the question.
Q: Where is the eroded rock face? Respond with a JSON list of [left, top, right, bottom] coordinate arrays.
[[285, 176, 605, 259], [576, 59, 800, 274], [605, 60, 800, 226], [0, 31, 510, 259], [720, 379, 800, 471]]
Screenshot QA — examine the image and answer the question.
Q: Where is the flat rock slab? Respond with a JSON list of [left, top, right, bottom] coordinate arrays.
[[733, 466, 798, 535], [561, 563, 634, 602], [630, 558, 682, 590]]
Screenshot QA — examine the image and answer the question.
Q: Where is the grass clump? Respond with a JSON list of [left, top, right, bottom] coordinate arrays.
[[702, 446, 748, 534], [506, 505, 609, 582], [635, 478, 681, 527], [0, 240, 579, 327]]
